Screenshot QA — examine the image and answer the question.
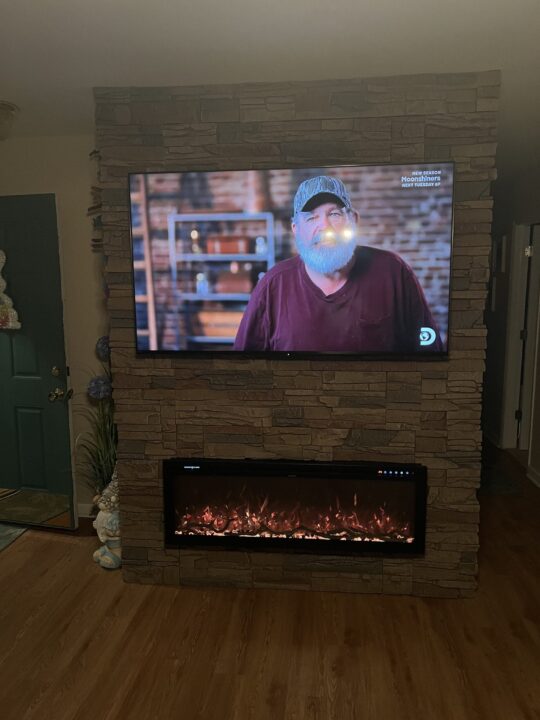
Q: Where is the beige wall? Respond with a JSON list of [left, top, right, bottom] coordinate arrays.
[[0, 134, 107, 508]]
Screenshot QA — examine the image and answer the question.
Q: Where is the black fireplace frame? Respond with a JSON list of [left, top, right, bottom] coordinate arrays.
[[163, 457, 427, 556]]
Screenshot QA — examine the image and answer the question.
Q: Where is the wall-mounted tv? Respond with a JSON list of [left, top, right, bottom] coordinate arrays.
[[129, 162, 453, 358]]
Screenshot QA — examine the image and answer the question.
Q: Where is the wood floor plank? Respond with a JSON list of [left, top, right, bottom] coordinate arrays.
[[1, 446, 539, 720]]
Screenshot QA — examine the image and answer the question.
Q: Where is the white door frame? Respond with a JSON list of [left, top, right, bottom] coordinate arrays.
[[519, 225, 540, 450], [527, 289, 540, 486], [499, 224, 530, 447]]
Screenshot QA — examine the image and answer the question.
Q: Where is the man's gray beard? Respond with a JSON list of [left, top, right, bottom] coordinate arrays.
[[297, 238, 357, 275]]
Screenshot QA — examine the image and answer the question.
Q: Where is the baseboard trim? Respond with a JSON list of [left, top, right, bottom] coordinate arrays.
[[78, 503, 96, 518], [526, 465, 540, 488]]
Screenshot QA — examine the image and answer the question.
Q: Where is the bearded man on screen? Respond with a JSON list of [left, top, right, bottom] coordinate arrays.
[[234, 175, 442, 354]]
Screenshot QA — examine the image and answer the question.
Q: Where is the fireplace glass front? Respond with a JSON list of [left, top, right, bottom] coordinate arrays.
[[164, 458, 427, 555]]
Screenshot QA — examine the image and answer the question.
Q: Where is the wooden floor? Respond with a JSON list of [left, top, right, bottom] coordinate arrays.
[[1, 448, 539, 720]]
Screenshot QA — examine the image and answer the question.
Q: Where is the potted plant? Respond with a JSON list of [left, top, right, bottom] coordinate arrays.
[[77, 336, 117, 495], [77, 336, 121, 568]]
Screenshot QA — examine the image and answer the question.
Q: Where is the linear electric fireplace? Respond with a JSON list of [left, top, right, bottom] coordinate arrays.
[[164, 458, 427, 555]]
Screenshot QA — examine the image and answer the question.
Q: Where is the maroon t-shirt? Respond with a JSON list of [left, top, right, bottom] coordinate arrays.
[[234, 247, 442, 353]]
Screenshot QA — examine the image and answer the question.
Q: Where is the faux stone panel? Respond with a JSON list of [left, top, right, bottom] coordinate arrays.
[[94, 70, 499, 598]]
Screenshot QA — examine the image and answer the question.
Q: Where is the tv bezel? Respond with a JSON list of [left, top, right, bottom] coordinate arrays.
[[127, 160, 455, 361]]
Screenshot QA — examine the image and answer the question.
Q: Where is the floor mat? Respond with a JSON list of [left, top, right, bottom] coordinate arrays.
[[0, 490, 72, 524], [0, 523, 27, 551]]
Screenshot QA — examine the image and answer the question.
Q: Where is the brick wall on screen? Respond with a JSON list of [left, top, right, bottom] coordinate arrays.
[[94, 70, 499, 597]]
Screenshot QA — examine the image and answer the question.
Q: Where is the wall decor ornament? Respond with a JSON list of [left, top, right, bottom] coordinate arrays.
[[0, 250, 21, 330]]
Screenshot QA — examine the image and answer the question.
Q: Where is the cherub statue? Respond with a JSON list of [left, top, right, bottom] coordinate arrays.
[[92, 469, 121, 569]]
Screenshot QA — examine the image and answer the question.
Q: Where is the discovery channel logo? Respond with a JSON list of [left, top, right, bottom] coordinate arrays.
[[419, 327, 436, 346]]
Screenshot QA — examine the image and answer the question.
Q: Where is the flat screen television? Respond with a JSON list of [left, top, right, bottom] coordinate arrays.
[[129, 162, 453, 358]]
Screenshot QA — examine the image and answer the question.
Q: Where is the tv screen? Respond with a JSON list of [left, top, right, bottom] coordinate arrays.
[[129, 163, 453, 357]]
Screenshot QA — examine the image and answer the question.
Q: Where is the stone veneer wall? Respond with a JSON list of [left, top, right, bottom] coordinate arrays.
[[94, 70, 499, 597]]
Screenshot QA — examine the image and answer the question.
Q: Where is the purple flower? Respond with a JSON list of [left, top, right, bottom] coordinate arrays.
[[95, 336, 110, 362], [87, 374, 112, 400]]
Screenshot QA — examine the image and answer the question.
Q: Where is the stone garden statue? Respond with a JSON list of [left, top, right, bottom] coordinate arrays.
[[93, 468, 121, 569]]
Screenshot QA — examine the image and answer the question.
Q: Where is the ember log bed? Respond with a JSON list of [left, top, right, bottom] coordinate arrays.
[[164, 458, 427, 556]]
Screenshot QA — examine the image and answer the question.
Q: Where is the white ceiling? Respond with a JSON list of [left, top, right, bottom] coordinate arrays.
[[2, 0, 540, 187]]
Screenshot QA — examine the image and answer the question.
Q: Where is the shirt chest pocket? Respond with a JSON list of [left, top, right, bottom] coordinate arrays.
[[349, 313, 395, 351]]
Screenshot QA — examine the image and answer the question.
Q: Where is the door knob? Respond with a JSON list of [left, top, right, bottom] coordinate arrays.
[[48, 387, 64, 402], [48, 387, 73, 402]]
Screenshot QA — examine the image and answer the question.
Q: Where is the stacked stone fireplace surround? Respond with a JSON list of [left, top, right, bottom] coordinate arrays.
[[94, 70, 499, 597]]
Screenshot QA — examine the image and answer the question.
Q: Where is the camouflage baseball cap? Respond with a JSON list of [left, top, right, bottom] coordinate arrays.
[[293, 175, 352, 215]]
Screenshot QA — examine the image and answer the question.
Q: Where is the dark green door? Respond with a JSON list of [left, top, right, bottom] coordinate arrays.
[[0, 194, 73, 502]]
